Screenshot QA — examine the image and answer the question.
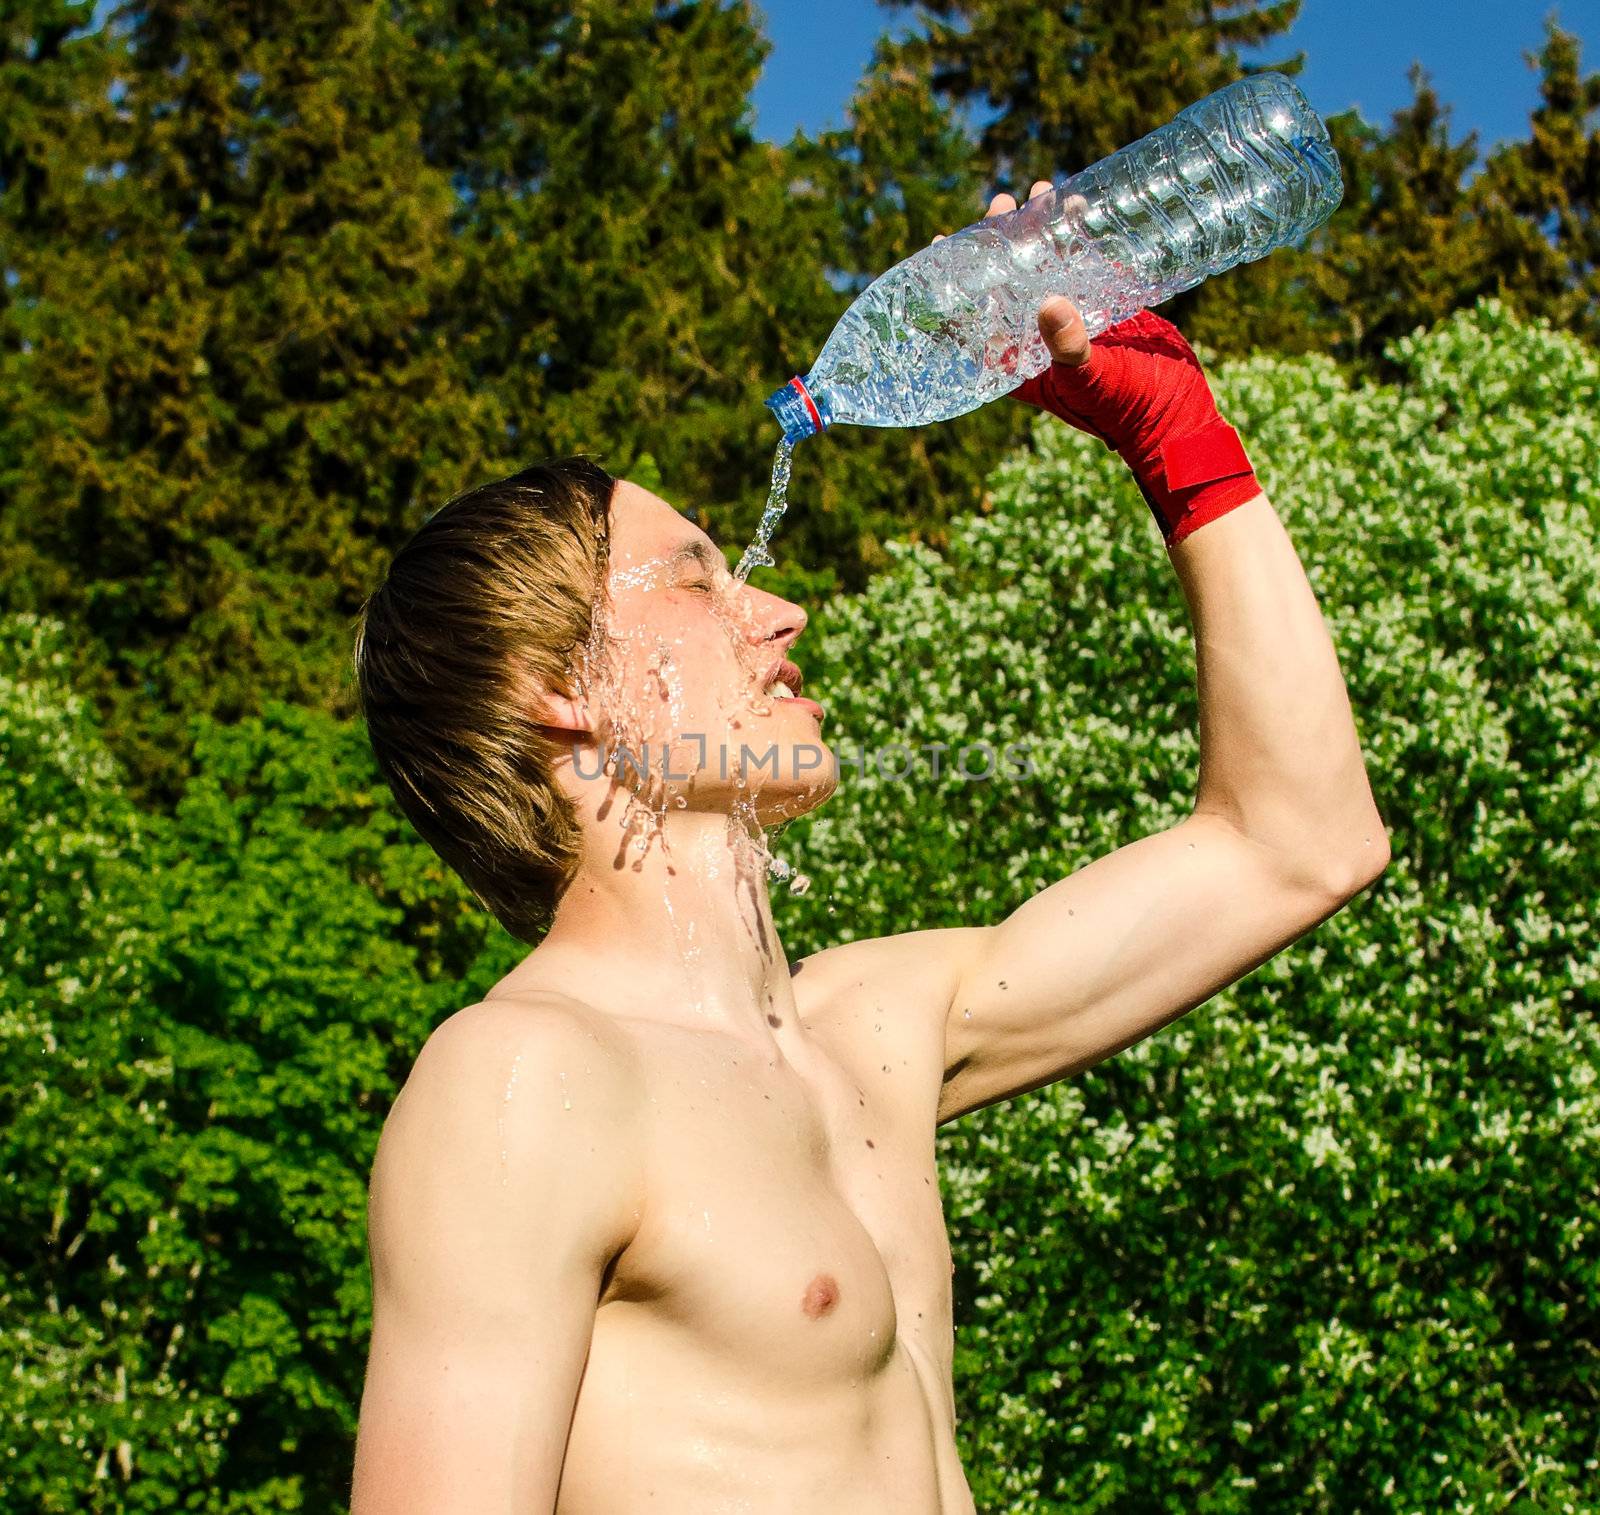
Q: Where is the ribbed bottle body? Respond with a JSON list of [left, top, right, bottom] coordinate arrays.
[[768, 73, 1341, 441]]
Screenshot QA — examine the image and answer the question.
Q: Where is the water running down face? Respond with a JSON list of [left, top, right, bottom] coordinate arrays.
[[566, 481, 837, 839]]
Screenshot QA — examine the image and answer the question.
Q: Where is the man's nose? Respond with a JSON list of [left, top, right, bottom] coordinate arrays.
[[741, 584, 807, 648]]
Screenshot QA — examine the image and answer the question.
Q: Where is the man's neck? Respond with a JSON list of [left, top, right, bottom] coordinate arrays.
[[524, 801, 799, 1045]]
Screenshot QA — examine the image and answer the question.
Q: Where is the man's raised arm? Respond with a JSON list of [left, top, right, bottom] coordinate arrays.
[[350, 999, 644, 1513], [938, 482, 1386, 1116], [828, 184, 1389, 1127]]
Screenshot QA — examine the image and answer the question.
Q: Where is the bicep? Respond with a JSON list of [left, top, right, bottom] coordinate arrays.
[[938, 813, 1359, 1124], [352, 1261, 597, 1514], [350, 1006, 640, 1514]]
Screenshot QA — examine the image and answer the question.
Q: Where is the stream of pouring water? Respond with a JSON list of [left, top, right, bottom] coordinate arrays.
[[733, 438, 795, 581], [728, 434, 813, 891]]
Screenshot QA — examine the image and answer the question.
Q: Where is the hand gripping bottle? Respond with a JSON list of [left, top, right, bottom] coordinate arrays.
[[765, 72, 1342, 444]]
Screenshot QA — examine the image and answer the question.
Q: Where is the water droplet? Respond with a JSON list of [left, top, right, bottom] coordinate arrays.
[[496, 1051, 525, 1183]]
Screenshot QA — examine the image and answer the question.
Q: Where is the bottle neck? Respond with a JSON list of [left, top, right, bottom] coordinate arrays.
[[764, 376, 826, 443]]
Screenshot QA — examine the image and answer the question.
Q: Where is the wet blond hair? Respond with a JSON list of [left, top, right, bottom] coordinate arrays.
[[352, 457, 614, 943]]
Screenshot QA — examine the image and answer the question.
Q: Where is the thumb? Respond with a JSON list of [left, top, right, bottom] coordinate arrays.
[[1038, 296, 1091, 368]]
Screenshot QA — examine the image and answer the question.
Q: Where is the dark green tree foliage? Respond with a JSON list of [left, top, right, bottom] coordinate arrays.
[[0, 0, 1028, 790], [0, 0, 501, 803], [1318, 73, 1490, 363], [1191, 71, 1494, 369], [873, 0, 1301, 186], [1269, 24, 1600, 366], [0, 1, 111, 526], [1475, 20, 1600, 344], [402, 2, 800, 510]]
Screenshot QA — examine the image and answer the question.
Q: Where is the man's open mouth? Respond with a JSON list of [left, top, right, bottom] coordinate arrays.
[[761, 658, 804, 701]]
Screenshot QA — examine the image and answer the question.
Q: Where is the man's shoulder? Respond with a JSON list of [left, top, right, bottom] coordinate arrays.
[[790, 927, 993, 1124], [397, 990, 645, 1136], [374, 992, 647, 1254], [426, 988, 637, 1067], [791, 924, 991, 1026]]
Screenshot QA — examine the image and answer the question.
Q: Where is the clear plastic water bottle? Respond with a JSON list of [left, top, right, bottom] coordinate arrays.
[[765, 72, 1343, 444]]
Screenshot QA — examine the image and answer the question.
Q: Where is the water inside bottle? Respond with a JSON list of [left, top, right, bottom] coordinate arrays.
[[750, 76, 1340, 439], [734, 438, 795, 581]]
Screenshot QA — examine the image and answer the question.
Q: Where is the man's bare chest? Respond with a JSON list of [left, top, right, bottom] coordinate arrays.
[[599, 1016, 955, 1389]]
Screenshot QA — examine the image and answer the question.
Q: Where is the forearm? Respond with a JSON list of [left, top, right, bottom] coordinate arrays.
[[1169, 490, 1387, 882]]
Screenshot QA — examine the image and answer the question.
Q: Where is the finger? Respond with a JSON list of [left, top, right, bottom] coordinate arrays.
[[932, 233, 945, 243], [1038, 296, 1091, 368], [1028, 179, 1052, 200], [986, 191, 1017, 218]]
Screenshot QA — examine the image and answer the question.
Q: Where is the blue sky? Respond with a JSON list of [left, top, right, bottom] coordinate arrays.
[[751, 0, 1600, 158]]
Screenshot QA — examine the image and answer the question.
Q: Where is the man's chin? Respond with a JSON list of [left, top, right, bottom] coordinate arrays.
[[749, 768, 837, 827], [736, 734, 839, 824]]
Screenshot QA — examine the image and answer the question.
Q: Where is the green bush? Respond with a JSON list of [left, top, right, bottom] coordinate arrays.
[[0, 616, 179, 1509], [773, 300, 1600, 1510], [0, 645, 524, 1512]]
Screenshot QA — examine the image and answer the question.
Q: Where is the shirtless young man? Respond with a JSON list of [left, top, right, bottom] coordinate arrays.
[[347, 185, 1389, 1513]]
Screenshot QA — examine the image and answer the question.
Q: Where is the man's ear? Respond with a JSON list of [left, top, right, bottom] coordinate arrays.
[[527, 679, 593, 736]]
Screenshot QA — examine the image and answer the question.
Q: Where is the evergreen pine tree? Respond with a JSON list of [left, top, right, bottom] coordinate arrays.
[[1474, 20, 1600, 342], [0, 0, 498, 800], [1291, 68, 1490, 368], [872, 0, 1302, 187], [0, 1, 112, 562], [401, 1, 856, 572]]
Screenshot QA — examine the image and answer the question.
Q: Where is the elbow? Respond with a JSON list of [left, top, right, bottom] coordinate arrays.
[[1317, 819, 1392, 902], [1258, 813, 1391, 907]]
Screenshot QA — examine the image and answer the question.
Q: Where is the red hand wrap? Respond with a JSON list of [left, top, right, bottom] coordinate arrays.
[[1012, 309, 1261, 547]]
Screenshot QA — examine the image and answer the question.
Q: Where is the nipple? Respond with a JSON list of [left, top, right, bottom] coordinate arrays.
[[801, 1273, 840, 1319]]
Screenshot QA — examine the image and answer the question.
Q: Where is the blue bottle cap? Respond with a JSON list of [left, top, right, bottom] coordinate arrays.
[[765, 376, 825, 444]]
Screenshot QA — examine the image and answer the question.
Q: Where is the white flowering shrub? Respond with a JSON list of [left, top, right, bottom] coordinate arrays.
[[0, 617, 215, 1505], [774, 301, 1600, 1511]]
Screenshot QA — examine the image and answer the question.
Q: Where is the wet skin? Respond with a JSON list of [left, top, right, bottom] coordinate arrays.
[[493, 963, 975, 1514], [487, 483, 976, 1510]]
